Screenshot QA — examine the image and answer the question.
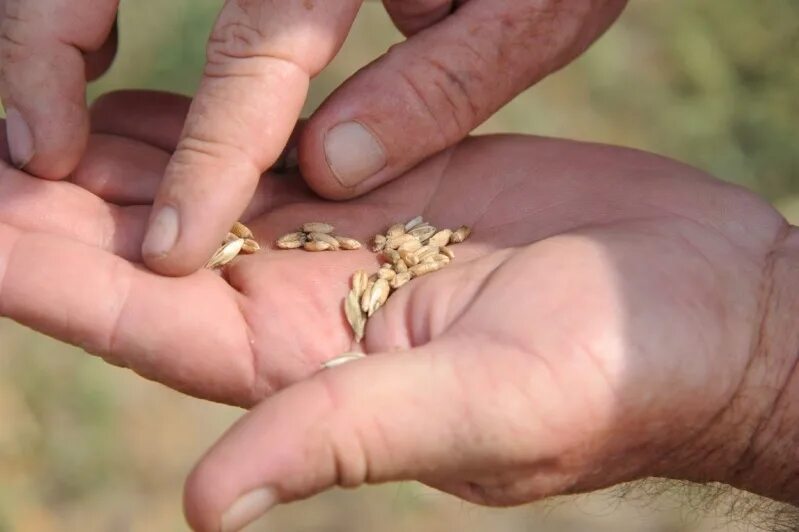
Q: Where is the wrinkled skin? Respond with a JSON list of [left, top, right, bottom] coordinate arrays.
[[0, 91, 791, 530]]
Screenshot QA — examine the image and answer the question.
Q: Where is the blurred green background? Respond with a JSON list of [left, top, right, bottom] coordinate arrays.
[[2, 0, 798, 530]]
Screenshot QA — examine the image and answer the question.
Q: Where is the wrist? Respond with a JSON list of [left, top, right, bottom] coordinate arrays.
[[723, 225, 799, 503]]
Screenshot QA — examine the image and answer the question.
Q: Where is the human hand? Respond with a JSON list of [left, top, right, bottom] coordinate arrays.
[[0, 0, 627, 276], [3, 91, 795, 530]]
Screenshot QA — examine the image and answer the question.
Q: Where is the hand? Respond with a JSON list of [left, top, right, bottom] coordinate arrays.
[[2, 91, 795, 529], [0, 0, 628, 275]]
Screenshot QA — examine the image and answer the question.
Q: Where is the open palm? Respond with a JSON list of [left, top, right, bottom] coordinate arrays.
[[0, 92, 791, 526]]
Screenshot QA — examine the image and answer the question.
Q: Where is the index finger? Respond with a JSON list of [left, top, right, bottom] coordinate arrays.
[[141, 0, 363, 276]]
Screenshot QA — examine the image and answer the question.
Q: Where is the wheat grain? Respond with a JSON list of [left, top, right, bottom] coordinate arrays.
[[302, 222, 335, 234]]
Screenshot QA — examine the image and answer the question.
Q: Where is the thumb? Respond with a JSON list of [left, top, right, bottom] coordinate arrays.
[[141, 0, 362, 275], [183, 344, 471, 532], [297, 0, 627, 199]]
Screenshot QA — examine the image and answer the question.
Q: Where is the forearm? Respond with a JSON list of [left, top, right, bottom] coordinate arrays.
[[725, 225, 799, 504]]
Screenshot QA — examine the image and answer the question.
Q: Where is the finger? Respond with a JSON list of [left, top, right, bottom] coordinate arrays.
[[70, 133, 170, 206], [84, 16, 118, 81], [0, 223, 258, 406], [0, 0, 120, 176], [298, 0, 628, 199], [91, 90, 192, 153], [142, 0, 362, 276], [382, 0, 453, 36], [184, 345, 473, 532]]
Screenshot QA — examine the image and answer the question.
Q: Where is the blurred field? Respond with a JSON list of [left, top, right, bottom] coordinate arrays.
[[2, 1, 798, 531]]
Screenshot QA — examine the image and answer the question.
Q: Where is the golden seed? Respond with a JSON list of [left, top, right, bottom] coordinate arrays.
[[352, 270, 369, 298], [224, 232, 239, 244], [386, 233, 417, 250], [368, 278, 390, 317], [361, 278, 377, 313], [276, 232, 305, 249], [371, 234, 387, 252], [414, 245, 440, 263], [344, 290, 366, 343], [390, 271, 412, 289], [382, 249, 401, 264], [231, 221, 254, 239], [433, 253, 451, 264], [304, 240, 332, 252], [428, 229, 453, 248], [408, 224, 437, 243], [302, 222, 335, 234], [335, 236, 362, 250], [394, 260, 409, 273], [397, 239, 423, 253], [400, 249, 419, 267], [404, 216, 424, 231], [410, 261, 445, 277], [378, 268, 396, 281], [241, 239, 261, 254], [386, 223, 406, 238], [308, 232, 341, 250], [450, 225, 472, 244], [440, 246, 455, 260], [321, 352, 367, 369], [205, 238, 245, 269]]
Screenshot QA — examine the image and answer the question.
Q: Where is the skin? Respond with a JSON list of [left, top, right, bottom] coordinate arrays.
[[0, 0, 628, 275], [0, 91, 797, 530]]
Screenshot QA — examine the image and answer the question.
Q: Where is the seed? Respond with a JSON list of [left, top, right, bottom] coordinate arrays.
[[205, 238, 245, 269], [394, 260, 409, 273], [367, 278, 390, 317], [400, 249, 419, 267], [450, 225, 472, 244], [410, 261, 445, 277], [276, 232, 306, 249], [397, 239, 423, 253], [344, 290, 366, 343], [382, 249, 401, 265], [428, 229, 453, 248], [224, 232, 240, 244], [361, 278, 377, 313], [321, 352, 366, 369], [386, 223, 406, 238], [302, 222, 335, 234], [404, 216, 424, 231], [371, 234, 387, 252], [378, 268, 396, 281], [408, 224, 437, 243], [440, 246, 455, 260], [352, 270, 369, 298], [386, 233, 417, 250], [433, 253, 451, 264], [241, 239, 261, 254], [308, 232, 340, 250], [231, 221, 254, 239], [391, 271, 412, 289], [414, 245, 440, 263], [336, 236, 362, 250], [304, 240, 332, 252]]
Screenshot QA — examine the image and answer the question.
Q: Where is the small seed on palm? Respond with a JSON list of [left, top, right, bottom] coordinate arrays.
[[304, 240, 332, 252], [336, 236, 362, 250], [344, 290, 366, 343], [450, 225, 472, 244], [309, 232, 340, 250], [352, 270, 369, 298], [408, 224, 436, 243], [390, 271, 412, 289], [276, 232, 305, 249], [367, 279, 390, 317], [321, 352, 366, 369], [302, 222, 335, 234], [205, 238, 245, 269], [378, 268, 396, 281], [404, 216, 424, 231], [414, 245, 440, 263], [386, 223, 406, 238], [397, 239, 423, 253], [400, 249, 419, 267], [428, 229, 453, 248], [241, 239, 260, 254], [410, 261, 445, 277], [371, 234, 387, 252], [386, 233, 417, 250], [361, 278, 377, 313], [440, 246, 455, 260], [231, 221, 254, 239]]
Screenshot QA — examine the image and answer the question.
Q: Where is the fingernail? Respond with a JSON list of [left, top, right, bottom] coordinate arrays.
[[142, 205, 179, 258], [221, 487, 277, 532], [324, 121, 386, 187], [5, 107, 34, 168]]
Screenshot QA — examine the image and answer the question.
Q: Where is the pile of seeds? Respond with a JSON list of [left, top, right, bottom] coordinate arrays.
[[344, 216, 471, 342], [275, 222, 362, 252], [205, 222, 261, 269]]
